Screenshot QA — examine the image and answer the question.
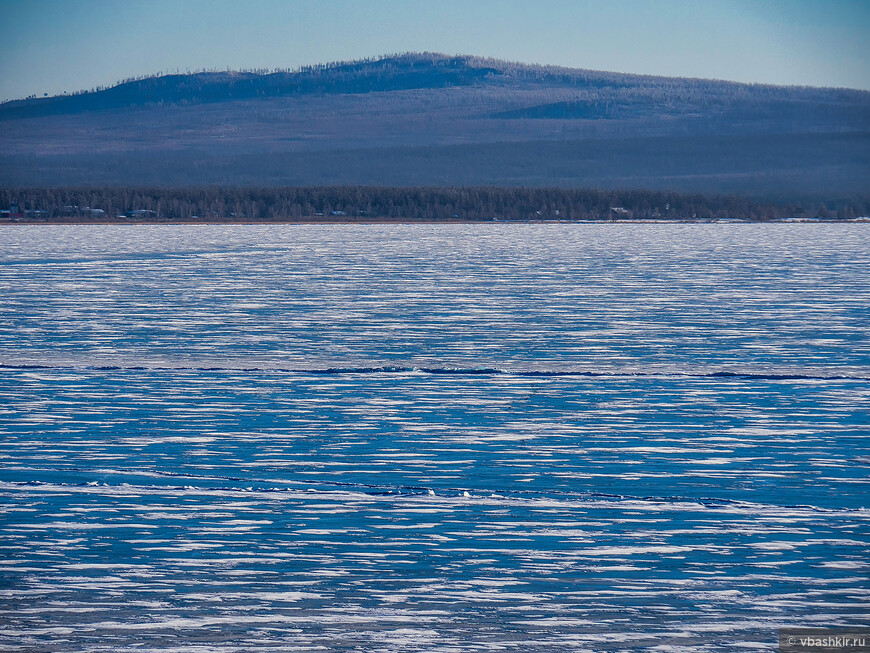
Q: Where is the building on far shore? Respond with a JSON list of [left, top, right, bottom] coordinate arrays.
[[1, 202, 23, 220], [127, 209, 159, 219]]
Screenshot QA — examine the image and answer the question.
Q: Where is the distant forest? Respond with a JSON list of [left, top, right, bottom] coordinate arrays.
[[2, 186, 867, 221]]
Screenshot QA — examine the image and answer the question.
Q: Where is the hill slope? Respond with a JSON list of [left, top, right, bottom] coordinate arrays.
[[2, 53, 868, 198]]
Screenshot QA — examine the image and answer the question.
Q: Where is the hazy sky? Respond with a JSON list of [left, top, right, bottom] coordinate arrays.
[[1, 0, 868, 101]]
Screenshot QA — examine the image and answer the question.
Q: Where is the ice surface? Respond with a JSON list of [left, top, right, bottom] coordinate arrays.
[[1, 223, 868, 651]]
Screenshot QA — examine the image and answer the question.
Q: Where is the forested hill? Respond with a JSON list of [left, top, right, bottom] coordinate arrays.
[[2, 53, 868, 199], [0, 55, 502, 119], [2, 53, 866, 120]]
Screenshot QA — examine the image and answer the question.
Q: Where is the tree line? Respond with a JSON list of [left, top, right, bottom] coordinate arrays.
[[2, 186, 866, 221]]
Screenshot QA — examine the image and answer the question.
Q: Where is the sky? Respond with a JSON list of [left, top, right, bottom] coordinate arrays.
[[1, 0, 868, 102]]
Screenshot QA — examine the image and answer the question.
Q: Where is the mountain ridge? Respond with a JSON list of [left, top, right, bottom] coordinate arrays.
[[3, 52, 867, 120], [2, 53, 868, 198]]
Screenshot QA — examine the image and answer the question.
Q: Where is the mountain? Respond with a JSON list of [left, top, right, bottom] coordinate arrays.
[[2, 53, 868, 199]]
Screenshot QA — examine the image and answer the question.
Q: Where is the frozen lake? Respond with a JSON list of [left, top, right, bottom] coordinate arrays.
[[1, 223, 868, 651]]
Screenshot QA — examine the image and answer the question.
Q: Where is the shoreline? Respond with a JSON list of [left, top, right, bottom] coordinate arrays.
[[1, 217, 866, 226]]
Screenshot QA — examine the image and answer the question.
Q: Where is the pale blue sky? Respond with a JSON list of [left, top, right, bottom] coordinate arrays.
[[1, 0, 868, 102]]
